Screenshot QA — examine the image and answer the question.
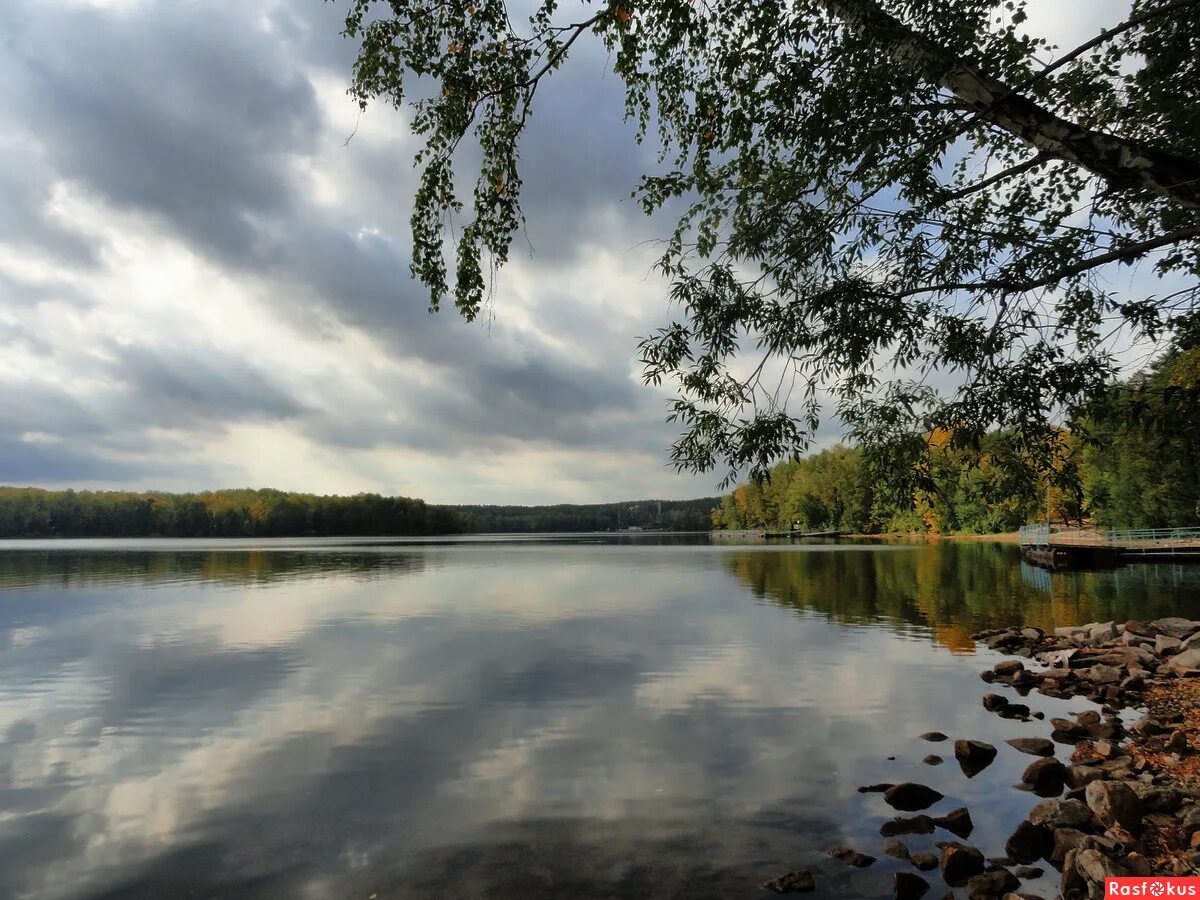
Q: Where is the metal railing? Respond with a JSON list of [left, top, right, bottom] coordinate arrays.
[[1020, 524, 1200, 549]]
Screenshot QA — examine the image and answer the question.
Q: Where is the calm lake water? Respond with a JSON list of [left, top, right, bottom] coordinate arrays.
[[0, 536, 1197, 899]]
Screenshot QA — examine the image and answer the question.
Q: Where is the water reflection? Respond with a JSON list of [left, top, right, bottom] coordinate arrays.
[[725, 541, 1200, 654], [0, 540, 1194, 899]]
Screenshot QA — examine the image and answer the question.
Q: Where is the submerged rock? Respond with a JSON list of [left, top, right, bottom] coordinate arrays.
[[966, 868, 1019, 898], [881, 837, 911, 861], [893, 871, 930, 899], [884, 782, 945, 812], [923, 754, 943, 765], [909, 851, 938, 871], [1006, 737, 1055, 757], [933, 807, 974, 839], [880, 815, 935, 837], [828, 846, 876, 868], [939, 841, 986, 885], [764, 870, 815, 893], [1021, 757, 1067, 797], [1005, 819, 1052, 864], [955, 739, 998, 777], [920, 731, 948, 742]]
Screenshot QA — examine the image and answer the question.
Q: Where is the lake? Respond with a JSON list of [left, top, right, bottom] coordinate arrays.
[[0, 536, 1197, 899]]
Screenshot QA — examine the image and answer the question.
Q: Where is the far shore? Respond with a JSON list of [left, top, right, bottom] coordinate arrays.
[[713, 529, 1021, 543]]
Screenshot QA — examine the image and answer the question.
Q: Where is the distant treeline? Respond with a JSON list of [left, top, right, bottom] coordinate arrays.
[[448, 498, 721, 533], [0, 488, 722, 538], [714, 324, 1200, 535], [0, 488, 463, 538]]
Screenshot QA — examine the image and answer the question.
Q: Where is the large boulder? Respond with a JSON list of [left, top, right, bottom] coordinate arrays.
[[1021, 757, 1067, 797], [1006, 737, 1055, 757], [939, 842, 986, 885], [1085, 780, 1142, 834], [893, 871, 930, 900], [955, 739, 998, 777], [966, 868, 1019, 899], [1028, 798, 1095, 830], [884, 783, 945, 812], [1005, 819, 1052, 864], [1169, 648, 1200, 673], [933, 807, 974, 839], [1150, 617, 1198, 639]]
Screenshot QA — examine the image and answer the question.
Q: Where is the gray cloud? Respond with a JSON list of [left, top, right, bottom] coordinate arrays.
[[0, 0, 718, 498]]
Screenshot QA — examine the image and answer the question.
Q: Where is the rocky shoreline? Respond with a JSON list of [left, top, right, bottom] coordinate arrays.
[[764, 617, 1200, 898]]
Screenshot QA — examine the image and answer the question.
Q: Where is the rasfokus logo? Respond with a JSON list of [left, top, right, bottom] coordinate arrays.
[[1107, 878, 1200, 897]]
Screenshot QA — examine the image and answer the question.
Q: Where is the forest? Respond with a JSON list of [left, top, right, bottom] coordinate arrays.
[[0, 488, 463, 538], [452, 498, 720, 533], [0, 489, 720, 538], [713, 328, 1200, 535]]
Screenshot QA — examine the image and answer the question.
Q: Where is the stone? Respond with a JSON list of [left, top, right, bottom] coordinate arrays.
[[1157, 634, 1184, 655], [880, 815, 935, 837], [1050, 828, 1089, 864], [933, 807, 974, 839], [955, 740, 998, 777], [910, 852, 938, 871], [1089, 622, 1118, 643], [893, 871, 930, 900], [996, 703, 1031, 720], [1006, 737, 1055, 757], [923, 754, 943, 765], [939, 842, 986, 886], [885, 783, 945, 812], [1129, 783, 1182, 813], [1085, 780, 1142, 834], [1050, 717, 1085, 735], [994, 660, 1024, 676], [1088, 664, 1121, 684], [1005, 820, 1052, 864], [1168, 648, 1200, 672], [1151, 617, 1198, 639], [1021, 757, 1067, 797], [1028, 798, 1094, 830], [966, 869, 1019, 899], [1167, 730, 1190, 754], [1069, 847, 1129, 888], [829, 846, 876, 867], [1066, 765, 1105, 789], [882, 838, 910, 861], [764, 871, 815, 893], [1012, 865, 1043, 879], [920, 731, 948, 742], [982, 694, 1009, 712]]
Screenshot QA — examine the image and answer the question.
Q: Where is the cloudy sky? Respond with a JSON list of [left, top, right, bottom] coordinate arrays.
[[0, 0, 1132, 503]]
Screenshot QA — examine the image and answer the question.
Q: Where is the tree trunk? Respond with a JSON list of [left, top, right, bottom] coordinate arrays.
[[827, 0, 1200, 210]]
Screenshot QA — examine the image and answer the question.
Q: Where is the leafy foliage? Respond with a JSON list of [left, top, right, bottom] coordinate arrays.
[[340, 0, 1200, 487], [714, 324, 1200, 533]]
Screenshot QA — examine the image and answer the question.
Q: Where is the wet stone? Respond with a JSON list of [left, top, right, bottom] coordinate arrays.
[[884, 783, 945, 812], [764, 870, 815, 893], [829, 846, 876, 868], [893, 871, 930, 900], [1006, 737, 1055, 756]]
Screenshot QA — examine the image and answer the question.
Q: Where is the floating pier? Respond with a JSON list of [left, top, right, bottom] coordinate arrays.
[[1019, 524, 1200, 570]]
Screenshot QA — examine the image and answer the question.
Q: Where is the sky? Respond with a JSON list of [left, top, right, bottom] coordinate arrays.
[[0, 0, 1133, 504]]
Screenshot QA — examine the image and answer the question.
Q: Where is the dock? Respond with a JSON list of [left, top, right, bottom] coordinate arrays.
[[1019, 524, 1200, 570], [761, 529, 845, 539]]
